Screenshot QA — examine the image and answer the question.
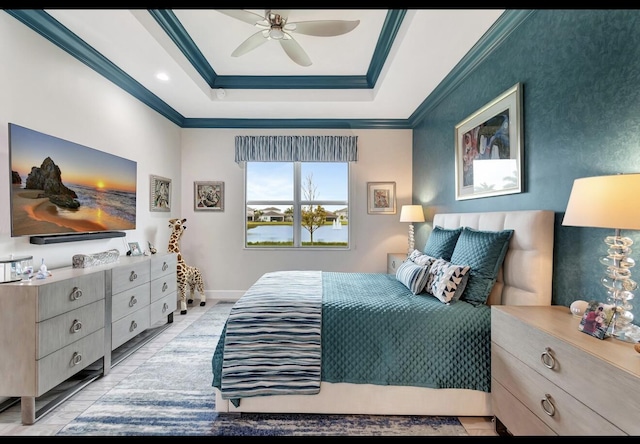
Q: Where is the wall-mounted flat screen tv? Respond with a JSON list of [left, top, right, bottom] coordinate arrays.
[[9, 123, 137, 238]]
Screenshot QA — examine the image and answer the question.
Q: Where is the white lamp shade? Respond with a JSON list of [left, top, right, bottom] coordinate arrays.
[[400, 205, 425, 223], [562, 174, 640, 230]]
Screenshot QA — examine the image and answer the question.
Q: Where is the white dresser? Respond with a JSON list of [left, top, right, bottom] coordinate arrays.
[[0, 267, 106, 424], [106, 253, 177, 366], [491, 305, 640, 436], [149, 253, 178, 326], [109, 257, 151, 351], [0, 252, 177, 424]]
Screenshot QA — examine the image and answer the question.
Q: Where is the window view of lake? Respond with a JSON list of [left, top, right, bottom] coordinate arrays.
[[247, 224, 348, 244], [246, 161, 349, 248]]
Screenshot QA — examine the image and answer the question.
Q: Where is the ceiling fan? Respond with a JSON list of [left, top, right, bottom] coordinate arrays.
[[216, 9, 360, 67]]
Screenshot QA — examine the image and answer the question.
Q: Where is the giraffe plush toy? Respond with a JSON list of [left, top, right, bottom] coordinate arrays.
[[168, 218, 206, 315]]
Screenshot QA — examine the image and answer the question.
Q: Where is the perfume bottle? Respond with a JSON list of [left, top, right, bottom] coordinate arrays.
[[36, 258, 50, 279]]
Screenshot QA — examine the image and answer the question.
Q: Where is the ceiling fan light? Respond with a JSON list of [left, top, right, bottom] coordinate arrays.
[[270, 28, 284, 40]]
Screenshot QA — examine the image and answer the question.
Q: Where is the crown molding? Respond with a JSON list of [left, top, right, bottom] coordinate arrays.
[[5, 9, 529, 130]]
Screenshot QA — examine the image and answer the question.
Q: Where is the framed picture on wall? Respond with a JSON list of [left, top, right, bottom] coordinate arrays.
[[150, 175, 171, 212], [367, 182, 396, 215], [194, 181, 224, 211], [454, 82, 523, 201]]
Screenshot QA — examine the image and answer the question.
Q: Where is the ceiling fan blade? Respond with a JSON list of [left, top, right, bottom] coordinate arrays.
[[289, 20, 360, 37], [231, 31, 268, 57], [216, 9, 266, 26], [280, 37, 312, 67]]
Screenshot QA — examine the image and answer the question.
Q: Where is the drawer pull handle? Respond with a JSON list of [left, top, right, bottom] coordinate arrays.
[[70, 287, 83, 300], [71, 352, 82, 366], [162, 262, 168, 271], [129, 296, 137, 307], [540, 393, 556, 417], [129, 271, 138, 281], [162, 282, 168, 292], [70, 319, 82, 333], [162, 302, 169, 313], [130, 320, 137, 332], [540, 347, 556, 369]]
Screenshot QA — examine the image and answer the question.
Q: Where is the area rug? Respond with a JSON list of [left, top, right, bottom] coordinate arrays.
[[57, 302, 468, 436]]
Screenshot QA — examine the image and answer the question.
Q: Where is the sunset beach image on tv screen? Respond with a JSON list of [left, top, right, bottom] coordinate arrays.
[[9, 123, 137, 237]]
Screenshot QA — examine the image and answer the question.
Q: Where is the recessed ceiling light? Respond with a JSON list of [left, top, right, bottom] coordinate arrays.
[[156, 72, 170, 81]]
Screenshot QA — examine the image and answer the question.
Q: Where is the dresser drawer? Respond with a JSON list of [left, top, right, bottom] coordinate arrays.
[[112, 308, 150, 350], [491, 377, 556, 436], [150, 274, 177, 303], [492, 307, 640, 434], [37, 299, 105, 359], [150, 291, 177, 326], [37, 272, 105, 321], [37, 328, 105, 397], [111, 261, 151, 295], [151, 253, 176, 280], [492, 342, 625, 435], [112, 282, 150, 322]]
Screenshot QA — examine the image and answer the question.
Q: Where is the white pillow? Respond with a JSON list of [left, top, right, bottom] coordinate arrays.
[[395, 260, 430, 295], [407, 249, 437, 267], [425, 258, 471, 304]]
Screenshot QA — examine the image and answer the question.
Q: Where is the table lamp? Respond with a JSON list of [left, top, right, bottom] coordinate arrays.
[[562, 173, 640, 342], [400, 205, 425, 254]]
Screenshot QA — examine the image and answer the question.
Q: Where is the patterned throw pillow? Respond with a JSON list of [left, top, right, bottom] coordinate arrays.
[[450, 227, 514, 305], [407, 249, 422, 262], [424, 258, 471, 304], [423, 226, 463, 261], [408, 249, 437, 267], [395, 260, 430, 295]]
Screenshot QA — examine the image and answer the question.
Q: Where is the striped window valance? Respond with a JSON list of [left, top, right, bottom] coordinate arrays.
[[235, 136, 358, 163]]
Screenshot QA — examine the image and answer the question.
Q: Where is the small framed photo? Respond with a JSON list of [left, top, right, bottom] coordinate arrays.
[[367, 182, 396, 215], [150, 175, 171, 212], [128, 242, 142, 256], [578, 301, 615, 339], [194, 181, 224, 211]]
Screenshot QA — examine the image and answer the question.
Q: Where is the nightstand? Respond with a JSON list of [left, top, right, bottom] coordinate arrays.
[[491, 305, 640, 436], [387, 252, 406, 274]]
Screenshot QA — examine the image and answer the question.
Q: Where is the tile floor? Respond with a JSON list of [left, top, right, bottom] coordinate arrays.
[[0, 302, 498, 436]]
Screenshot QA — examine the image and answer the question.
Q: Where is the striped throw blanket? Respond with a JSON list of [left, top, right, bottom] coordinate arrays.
[[220, 270, 323, 403]]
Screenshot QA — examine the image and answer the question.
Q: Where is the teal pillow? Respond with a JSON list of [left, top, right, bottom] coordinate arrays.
[[450, 227, 514, 305], [423, 226, 463, 261], [395, 260, 430, 295]]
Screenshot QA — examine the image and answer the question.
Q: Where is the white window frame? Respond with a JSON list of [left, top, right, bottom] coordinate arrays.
[[245, 161, 350, 249]]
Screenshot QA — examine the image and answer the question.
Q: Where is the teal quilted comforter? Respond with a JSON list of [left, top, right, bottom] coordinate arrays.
[[212, 272, 492, 401]]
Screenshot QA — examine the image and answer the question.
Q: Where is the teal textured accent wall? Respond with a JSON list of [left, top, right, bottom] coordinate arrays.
[[413, 10, 640, 322]]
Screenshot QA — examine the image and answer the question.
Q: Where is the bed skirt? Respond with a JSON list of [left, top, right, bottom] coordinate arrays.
[[214, 382, 492, 416]]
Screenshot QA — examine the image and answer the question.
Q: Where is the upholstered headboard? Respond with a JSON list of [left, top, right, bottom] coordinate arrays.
[[433, 210, 554, 306]]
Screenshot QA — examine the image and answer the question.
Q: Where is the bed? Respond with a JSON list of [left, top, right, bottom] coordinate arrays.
[[212, 210, 554, 416]]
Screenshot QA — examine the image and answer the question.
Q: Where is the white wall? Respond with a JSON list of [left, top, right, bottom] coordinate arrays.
[[0, 13, 182, 270], [0, 13, 414, 300], [179, 129, 413, 299]]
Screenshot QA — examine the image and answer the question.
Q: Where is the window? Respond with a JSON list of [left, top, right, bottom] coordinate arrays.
[[245, 161, 349, 248], [236, 134, 356, 248]]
